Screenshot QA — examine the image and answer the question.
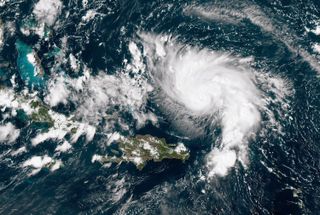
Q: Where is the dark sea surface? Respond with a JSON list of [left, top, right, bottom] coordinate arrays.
[[0, 0, 320, 214]]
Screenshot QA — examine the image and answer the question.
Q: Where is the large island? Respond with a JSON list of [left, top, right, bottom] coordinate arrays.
[[92, 134, 190, 170]]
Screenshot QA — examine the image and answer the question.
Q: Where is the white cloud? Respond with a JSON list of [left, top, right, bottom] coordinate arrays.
[[33, 0, 62, 26], [45, 76, 70, 107], [0, 123, 20, 144], [141, 33, 292, 177]]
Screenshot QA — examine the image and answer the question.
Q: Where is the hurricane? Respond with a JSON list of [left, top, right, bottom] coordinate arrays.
[[141, 33, 290, 177], [0, 0, 319, 214]]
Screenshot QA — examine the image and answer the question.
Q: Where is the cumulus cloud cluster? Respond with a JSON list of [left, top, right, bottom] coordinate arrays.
[[33, 0, 62, 26], [0, 123, 20, 144]]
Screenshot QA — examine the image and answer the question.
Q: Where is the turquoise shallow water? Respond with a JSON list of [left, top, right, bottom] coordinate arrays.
[[0, 0, 320, 214], [15, 40, 44, 88]]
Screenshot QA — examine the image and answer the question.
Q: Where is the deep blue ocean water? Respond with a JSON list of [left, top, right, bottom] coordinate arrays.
[[0, 0, 320, 214]]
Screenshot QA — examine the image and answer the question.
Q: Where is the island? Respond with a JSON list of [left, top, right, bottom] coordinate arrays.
[[92, 134, 190, 170]]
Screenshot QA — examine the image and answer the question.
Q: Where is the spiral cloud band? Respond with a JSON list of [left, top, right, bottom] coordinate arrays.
[[141, 33, 263, 177]]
